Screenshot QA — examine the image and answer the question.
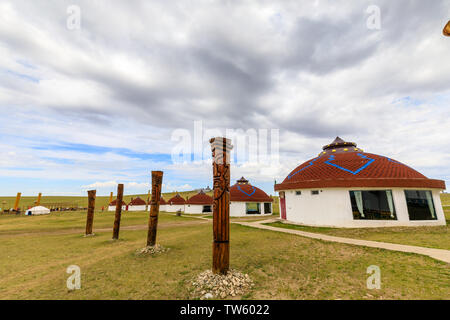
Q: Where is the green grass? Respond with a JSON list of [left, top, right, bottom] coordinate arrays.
[[265, 220, 450, 250], [0, 210, 449, 299], [441, 193, 450, 206], [0, 191, 280, 215]]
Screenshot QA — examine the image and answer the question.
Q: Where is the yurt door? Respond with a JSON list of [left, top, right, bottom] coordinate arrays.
[[279, 192, 286, 220]]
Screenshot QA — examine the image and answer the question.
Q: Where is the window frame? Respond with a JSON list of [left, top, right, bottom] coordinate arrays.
[[349, 189, 398, 221], [404, 190, 437, 221]]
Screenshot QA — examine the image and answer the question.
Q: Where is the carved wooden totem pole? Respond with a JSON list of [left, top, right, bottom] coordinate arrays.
[[85, 190, 96, 236], [147, 171, 164, 247], [444, 20, 450, 37], [210, 137, 233, 274], [112, 184, 124, 240]]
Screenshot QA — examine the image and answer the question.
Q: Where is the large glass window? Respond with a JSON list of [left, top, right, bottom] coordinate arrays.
[[404, 190, 437, 220], [349, 190, 397, 220]]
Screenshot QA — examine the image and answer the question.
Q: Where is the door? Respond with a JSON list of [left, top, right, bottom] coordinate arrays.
[[279, 192, 286, 220]]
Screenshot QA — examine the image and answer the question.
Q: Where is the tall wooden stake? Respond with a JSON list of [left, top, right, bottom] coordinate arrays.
[[210, 137, 233, 274], [85, 190, 96, 236], [36, 193, 42, 206], [13, 193, 21, 211], [112, 184, 124, 240], [147, 171, 164, 247], [109, 192, 114, 204]]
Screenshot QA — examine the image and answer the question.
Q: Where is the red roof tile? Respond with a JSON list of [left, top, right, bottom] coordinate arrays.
[[109, 199, 127, 206], [168, 194, 186, 205], [275, 138, 445, 191], [230, 177, 273, 202], [186, 191, 213, 205], [128, 197, 147, 206]]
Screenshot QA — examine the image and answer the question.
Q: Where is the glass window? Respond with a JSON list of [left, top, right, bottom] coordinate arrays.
[[404, 190, 436, 220], [295, 191, 302, 195], [264, 203, 272, 213], [311, 190, 319, 195], [349, 190, 397, 220]]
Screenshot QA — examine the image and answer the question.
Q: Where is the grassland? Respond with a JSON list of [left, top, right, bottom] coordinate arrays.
[[265, 219, 449, 251], [0, 191, 280, 215], [0, 210, 449, 300]]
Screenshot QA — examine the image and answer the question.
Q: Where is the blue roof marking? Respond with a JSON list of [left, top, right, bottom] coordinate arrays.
[[324, 153, 375, 175], [287, 157, 321, 180], [237, 185, 256, 197]]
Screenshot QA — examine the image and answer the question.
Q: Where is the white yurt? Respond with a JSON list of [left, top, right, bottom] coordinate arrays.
[[230, 177, 274, 217], [148, 197, 167, 212], [128, 197, 147, 211], [275, 137, 447, 228], [108, 199, 127, 212], [185, 191, 213, 214], [166, 193, 186, 213], [26, 206, 50, 216]]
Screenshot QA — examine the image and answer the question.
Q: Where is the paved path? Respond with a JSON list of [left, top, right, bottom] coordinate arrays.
[[233, 219, 450, 264]]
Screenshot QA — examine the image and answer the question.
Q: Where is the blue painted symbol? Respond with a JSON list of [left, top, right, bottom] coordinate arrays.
[[237, 185, 256, 196], [324, 153, 375, 175], [288, 157, 320, 180]]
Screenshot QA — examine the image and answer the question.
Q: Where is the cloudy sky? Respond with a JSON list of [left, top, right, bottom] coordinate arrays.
[[0, 0, 449, 196]]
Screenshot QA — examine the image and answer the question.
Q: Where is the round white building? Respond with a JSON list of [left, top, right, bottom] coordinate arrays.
[[274, 137, 447, 228], [230, 177, 274, 217], [166, 193, 186, 213], [185, 190, 213, 214]]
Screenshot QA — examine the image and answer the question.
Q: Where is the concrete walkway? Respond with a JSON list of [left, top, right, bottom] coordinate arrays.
[[234, 219, 450, 264]]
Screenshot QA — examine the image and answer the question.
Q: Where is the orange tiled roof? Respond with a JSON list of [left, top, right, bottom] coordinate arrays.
[[230, 177, 273, 202], [275, 137, 445, 191], [186, 191, 213, 205]]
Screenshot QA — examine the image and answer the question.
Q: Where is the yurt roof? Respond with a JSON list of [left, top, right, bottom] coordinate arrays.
[[186, 190, 213, 205], [128, 197, 147, 206], [230, 177, 273, 202], [275, 137, 446, 191], [109, 199, 127, 206], [168, 194, 186, 205]]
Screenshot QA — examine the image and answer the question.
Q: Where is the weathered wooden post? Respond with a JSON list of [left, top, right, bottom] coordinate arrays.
[[112, 184, 124, 240], [210, 137, 233, 274], [85, 190, 96, 236], [109, 192, 114, 205], [147, 171, 164, 247]]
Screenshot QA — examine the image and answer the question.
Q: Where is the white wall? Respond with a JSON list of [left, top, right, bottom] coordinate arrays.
[[230, 201, 273, 217], [108, 205, 126, 211], [282, 187, 446, 228], [184, 204, 212, 214], [147, 204, 167, 212], [128, 205, 147, 212], [166, 204, 185, 212]]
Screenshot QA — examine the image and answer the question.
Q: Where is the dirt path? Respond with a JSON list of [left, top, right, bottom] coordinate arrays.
[[0, 220, 209, 238], [234, 219, 450, 264]]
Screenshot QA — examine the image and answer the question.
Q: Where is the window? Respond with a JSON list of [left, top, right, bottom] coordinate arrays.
[[295, 191, 302, 195], [311, 190, 319, 195], [404, 190, 436, 220], [246, 203, 261, 215], [202, 205, 212, 213], [349, 190, 397, 220], [264, 203, 272, 213]]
